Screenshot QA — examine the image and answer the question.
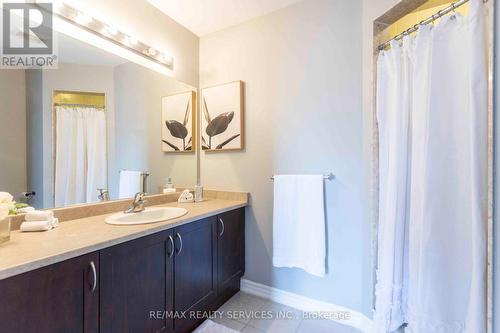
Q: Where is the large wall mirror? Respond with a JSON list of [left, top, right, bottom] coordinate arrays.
[[0, 28, 197, 210]]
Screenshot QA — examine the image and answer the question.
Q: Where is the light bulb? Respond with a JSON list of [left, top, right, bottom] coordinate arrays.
[[107, 26, 118, 35], [123, 36, 138, 47], [75, 12, 92, 25], [128, 37, 138, 45], [163, 55, 172, 64]]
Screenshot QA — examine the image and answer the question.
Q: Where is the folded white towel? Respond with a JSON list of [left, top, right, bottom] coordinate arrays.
[[20, 220, 53, 232], [17, 206, 35, 214], [25, 210, 54, 221], [272, 174, 326, 277]]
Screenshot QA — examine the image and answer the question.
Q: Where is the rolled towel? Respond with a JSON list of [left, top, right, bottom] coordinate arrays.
[[25, 210, 54, 221], [17, 206, 35, 214], [178, 189, 194, 203], [51, 218, 59, 228], [20, 220, 53, 232]]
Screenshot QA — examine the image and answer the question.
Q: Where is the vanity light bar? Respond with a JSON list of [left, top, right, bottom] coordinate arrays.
[[35, 1, 174, 70]]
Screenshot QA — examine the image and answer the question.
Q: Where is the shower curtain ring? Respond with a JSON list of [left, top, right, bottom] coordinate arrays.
[[450, 4, 457, 18]]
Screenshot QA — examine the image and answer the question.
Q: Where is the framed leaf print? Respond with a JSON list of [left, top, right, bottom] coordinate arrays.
[[161, 91, 196, 153], [201, 81, 244, 151]]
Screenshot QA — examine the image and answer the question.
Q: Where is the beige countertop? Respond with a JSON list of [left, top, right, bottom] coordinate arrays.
[[0, 198, 247, 280]]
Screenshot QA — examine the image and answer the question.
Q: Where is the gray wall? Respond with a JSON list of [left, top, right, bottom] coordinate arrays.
[[0, 70, 26, 200], [113, 62, 197, 196], [200, 0, 367, 315]]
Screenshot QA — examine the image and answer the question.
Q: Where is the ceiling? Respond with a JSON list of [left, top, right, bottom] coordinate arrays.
[[148, 0, 303, 36]]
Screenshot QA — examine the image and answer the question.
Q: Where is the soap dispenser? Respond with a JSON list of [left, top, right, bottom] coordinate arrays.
[[162, 178, 176, 194]]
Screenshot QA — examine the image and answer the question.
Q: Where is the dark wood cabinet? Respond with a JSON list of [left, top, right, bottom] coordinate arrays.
[[0, 208, 245, 333], [217, 208, 245, 301], [99, 230, 174, 333], [173, 217, 218, 332], [0, 252, 99, 333]]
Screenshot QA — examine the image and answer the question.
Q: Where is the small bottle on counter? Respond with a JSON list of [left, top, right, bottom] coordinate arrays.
[[162, 178, 176, 194]]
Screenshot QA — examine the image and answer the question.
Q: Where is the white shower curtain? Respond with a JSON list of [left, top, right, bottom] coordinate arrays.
[[373, 37, 412, 333], [55, 106, 107, 206], [374, 0, 488, 332]]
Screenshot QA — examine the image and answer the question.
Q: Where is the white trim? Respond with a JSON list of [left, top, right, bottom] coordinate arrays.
[[240, 279, 373, 333]]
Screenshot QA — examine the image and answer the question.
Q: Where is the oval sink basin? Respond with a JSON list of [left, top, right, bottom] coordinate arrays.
[[105, 207, 188, 225]]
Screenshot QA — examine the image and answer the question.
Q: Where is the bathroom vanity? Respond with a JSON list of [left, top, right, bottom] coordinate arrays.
[[0, 196, 246, 333], [0, 3, 247, 332]]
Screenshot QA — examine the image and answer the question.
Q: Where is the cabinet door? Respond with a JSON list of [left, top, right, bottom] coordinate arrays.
[[174, 217, 217, 332], [0, 252, 99, 333], [217, 208, 245, 299], [100, 230, 174, 333]]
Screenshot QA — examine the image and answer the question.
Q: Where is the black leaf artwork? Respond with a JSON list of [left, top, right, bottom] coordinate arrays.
[[215, 134, 240, 149], [203, 97, 211, 124], [183, 100, 190, 126], [201, 136, 210, 150], [162, 140, 179, 151], [166, 120, 188, 139], [203, 96, 237, 149], [163, 99, 191, 151]]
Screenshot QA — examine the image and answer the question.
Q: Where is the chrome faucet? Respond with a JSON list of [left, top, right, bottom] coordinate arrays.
[[97, 188, 110, 202], [124, 192, 147, 214]]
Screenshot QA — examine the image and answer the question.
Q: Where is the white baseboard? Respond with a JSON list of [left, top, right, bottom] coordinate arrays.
[[240, 279, 373, 333]]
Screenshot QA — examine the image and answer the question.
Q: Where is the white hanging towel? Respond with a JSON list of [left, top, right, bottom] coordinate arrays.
[[272, 175, 326, 277], [119, 170, 142, 199]]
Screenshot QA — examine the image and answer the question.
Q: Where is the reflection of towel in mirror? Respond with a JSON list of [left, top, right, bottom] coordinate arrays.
[[119, 170, 142, 199]]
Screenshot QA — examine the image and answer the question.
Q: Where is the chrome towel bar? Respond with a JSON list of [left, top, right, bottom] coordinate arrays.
[[270, 173, 335, 181]]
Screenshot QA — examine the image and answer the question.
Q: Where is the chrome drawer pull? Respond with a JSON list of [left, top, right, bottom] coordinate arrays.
[[167, 235, 174, 258], [219, 218, 225, 237], [89, 261, 97, 293], [175, 233, 183, 255]]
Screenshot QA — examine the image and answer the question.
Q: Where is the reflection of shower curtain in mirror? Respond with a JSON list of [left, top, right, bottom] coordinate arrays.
[[55, 106, 107, 206]]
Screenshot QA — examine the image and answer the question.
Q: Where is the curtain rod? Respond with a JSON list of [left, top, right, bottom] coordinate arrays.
[[378, 0, 470, 51]]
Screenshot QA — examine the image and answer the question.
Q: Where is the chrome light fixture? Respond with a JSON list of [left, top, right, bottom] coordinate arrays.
[[34, 1, 174, 71]]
